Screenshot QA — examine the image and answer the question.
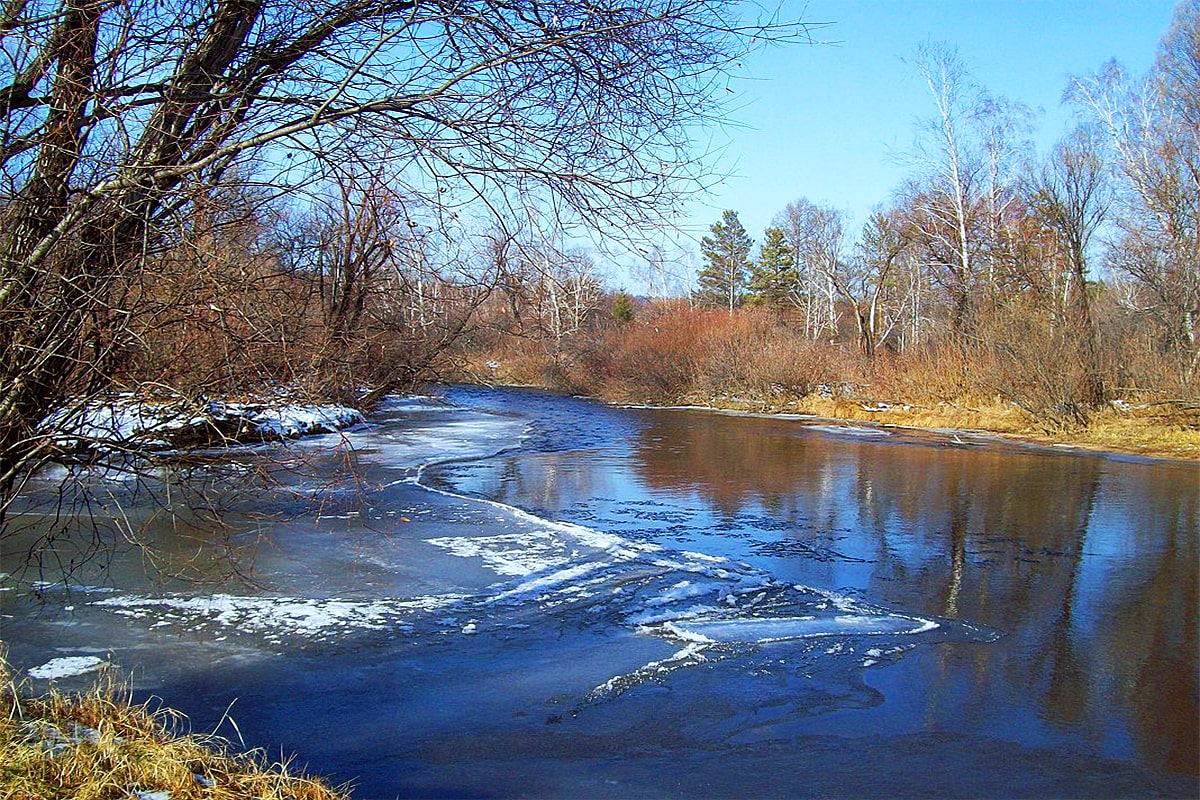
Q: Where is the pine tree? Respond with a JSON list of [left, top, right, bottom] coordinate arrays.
[[612, 290, 635, 322], [748, 225, 798, 308], [695, 210, 753, 311]]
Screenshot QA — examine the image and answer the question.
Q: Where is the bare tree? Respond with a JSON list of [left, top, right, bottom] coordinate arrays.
[[1067, 0, 1200, 385], [0, 0, 806, 507], [845, 208, 914, 359], [907, 42, 985, 336], [1027, 127, 1111, 407], [974, 91, 1036, 301], [774, 198, 842, 337]]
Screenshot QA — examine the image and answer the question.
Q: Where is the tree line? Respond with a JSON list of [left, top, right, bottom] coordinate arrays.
[[475, 4, 1195, 437], [691, 14, 1197, 417]]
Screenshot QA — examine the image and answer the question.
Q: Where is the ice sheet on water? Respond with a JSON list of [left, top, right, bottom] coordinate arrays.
[[346, 413, 529, 474], [805, 425, 890, 437], [91, 592, 467, 643], [61, 395, 976, 705], [28, 656, 108, 680], [375, 395, 455, 413], [410, 475, 967, 708]]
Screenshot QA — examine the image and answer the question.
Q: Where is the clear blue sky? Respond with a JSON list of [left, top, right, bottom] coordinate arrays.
[[617, 0, 1179, 291]]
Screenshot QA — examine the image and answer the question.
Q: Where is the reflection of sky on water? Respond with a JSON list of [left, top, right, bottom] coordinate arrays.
[[4, 385, 1195, 796], [436, 388, 1198, 778]]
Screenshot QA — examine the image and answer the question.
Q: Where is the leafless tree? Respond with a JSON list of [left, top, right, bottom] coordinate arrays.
[[906, 42, 986, 336], [0, 0, 807, 509], [1027, 127, 1111, 407], [774, 198, 842, 338], [1067, 0, 1199, 385], [845, 208, 915, 359], [974, 91, 1035, 301]]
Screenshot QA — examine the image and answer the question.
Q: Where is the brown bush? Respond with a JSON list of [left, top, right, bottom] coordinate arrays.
[[596, 301, 711, 401]]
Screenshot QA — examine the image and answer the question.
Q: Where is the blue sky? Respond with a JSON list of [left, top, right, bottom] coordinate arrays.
[[617, 0, 1179, 291]]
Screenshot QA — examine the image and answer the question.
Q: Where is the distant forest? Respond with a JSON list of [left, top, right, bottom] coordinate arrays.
[[477, 10, 1198, 434]]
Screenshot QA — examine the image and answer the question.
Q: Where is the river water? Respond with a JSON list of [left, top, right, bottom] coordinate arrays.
[[2, 386, 1197, 798]]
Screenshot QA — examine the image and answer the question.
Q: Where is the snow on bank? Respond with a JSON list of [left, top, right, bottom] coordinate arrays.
[[41, 396, 365, 453], [240, 403, 364, 439]]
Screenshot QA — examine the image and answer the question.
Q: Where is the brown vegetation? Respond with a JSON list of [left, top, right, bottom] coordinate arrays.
[[466, 299, 1200, 459], [1, 660, 348, 800]]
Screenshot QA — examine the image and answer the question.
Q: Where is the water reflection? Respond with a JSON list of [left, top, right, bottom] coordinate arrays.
[[441, 407, 1198, 778]]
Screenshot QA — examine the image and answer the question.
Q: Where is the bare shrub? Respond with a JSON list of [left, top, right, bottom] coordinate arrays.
[[972, 300, 1098, 428], [598, 302, 710, 401], [693, 309, 778, 396]]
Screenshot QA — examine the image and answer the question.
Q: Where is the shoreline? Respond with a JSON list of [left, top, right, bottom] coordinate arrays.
[[461, 381, 1200, 463]]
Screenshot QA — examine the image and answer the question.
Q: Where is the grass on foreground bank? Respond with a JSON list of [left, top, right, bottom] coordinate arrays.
[[1, 659, 349, 800]]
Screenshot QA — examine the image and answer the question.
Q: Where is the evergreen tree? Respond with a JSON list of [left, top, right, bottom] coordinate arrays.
[[748, 225, 798, 308], [612, 290, 636, 322], [695, 210, 753, 311]]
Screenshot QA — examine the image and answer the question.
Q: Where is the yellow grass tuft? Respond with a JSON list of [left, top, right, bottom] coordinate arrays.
[[0, 656, 350, 800]]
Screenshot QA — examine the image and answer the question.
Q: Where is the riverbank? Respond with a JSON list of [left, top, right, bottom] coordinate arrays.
[[461, 374, 1200, 460], [662, 392, 1200, 461], [1, 659, 348, 800], [44, 395, 366, 457]]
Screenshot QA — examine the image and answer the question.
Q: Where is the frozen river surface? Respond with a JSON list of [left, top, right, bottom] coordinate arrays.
[[2, 386, 1197, 797]]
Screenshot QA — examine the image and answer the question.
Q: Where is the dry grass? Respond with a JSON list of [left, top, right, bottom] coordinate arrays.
[[691, 392, 1200, 461], [0, 659, 350, 800]]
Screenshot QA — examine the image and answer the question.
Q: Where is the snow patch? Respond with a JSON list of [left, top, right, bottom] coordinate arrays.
[[40, 395, 365, 454], [425, 531, 569, 577]]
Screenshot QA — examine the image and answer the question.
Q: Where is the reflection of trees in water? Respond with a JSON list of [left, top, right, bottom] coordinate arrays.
[[630, 411, 1198, 775], [474, 453, 607, 516], [1099, 489, 1198, 775], [633, 416, 820, 518]]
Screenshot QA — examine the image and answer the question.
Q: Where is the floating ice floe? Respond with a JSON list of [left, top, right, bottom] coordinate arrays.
[[664, 614, 939, 645], [28, 656, 108, 680]]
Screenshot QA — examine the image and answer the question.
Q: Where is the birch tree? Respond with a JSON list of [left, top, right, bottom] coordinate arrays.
[[1067, 0, 1200, 385], [908, 42, 985, 336], [775, 198, 841, 337]]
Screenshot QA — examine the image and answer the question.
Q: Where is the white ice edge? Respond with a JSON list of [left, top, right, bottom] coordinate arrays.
[[805, 425, 891, 437], [667, 614, 940, 644]]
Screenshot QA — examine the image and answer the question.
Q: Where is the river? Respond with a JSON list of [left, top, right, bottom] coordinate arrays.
[[2, 386, 1197, 798]]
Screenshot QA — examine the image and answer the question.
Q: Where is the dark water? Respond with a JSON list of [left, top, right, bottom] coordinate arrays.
[[2, 386, 1197, 798]]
